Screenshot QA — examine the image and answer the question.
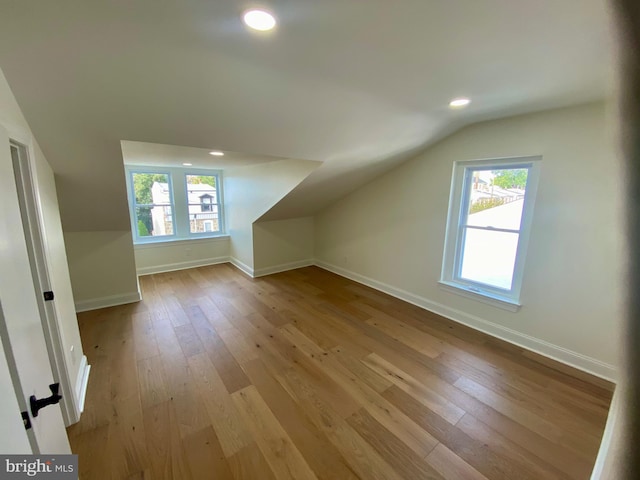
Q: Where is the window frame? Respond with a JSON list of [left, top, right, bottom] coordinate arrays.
[[125, 165, 225, 244], [439, 156, 541, 311]]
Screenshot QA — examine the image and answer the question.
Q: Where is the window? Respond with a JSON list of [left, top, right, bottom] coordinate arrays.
[[187, 175, 220, 234], [129, 172, 175, 238], [440, 156, 541, 310], [126, 167, 224, 243]]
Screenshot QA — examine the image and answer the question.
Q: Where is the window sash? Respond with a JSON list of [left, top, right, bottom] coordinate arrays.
[[185, 173, 221, 236], [129, 171, 176, 241]]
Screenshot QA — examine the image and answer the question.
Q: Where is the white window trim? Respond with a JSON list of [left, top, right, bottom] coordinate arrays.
[[440, 155, 541, 310], [125, 165, 225, 244]]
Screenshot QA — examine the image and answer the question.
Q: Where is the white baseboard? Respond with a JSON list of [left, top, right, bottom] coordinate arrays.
[[136, 255, 229, 276], [229, 257, 255, 277], [253, 259, 314, 278], [74, 291, 142, 313], [314, 260, 617, 382], [74, 355, 91, 414], [590, 388, 621, 479]]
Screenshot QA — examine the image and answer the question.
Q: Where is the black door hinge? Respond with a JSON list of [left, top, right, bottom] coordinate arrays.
[[21, 411, 32, 430], [43, 291, 54, 301]]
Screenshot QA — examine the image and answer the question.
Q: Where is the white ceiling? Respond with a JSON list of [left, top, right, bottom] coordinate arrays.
[[0, 0, 613, 229]]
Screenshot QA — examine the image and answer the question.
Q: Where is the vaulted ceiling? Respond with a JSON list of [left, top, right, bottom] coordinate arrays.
[[0, 0, 612, 230]]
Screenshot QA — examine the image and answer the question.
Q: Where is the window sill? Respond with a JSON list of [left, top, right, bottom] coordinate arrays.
[[134, 234, 230, 249], [437, 280, 521, 312]]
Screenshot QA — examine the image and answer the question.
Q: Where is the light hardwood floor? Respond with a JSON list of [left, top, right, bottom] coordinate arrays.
[[67, 264, 613, 479]]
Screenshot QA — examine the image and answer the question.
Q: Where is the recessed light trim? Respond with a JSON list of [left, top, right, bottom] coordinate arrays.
[[449, 97, 471, 108], [243, 9, 276, 31], [182, 162, 193, 166], [209, 151, 224, 156]]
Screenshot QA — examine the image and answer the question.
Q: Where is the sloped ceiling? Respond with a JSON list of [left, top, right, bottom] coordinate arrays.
[[0, 0, 612, 230]]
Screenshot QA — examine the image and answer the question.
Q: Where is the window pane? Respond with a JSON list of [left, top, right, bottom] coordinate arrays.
[[186, 174, 218, 233], [459, 228, 519, 290], [136, 205, 173, 237], [465, 168, 527, 230], [132, 173, 170, 205], [189, 210, 219, 233], [186, 174, 216, 189]]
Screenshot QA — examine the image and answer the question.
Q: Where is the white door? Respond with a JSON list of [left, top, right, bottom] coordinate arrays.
[[0, 124, 70, 454]]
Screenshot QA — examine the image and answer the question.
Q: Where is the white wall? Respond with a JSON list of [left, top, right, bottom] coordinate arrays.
[[315, 102, 623, 380], [0, 67, 87, 422], [64, 231, 140, 312], [134, 236, 230, 275], [253, 217, 315, 276], [224, 159, 320, 274]]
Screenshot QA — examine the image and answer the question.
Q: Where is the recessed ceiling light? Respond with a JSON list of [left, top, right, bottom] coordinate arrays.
[[182, 162, 192, 166], [209, 151, 224, 156], [449, 97, 471, 108], [243, 9, 277, 31]]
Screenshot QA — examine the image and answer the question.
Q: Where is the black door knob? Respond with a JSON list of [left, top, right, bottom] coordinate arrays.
[[30, 383, 62, 417]]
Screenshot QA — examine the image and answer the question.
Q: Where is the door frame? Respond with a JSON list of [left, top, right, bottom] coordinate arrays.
[[7, 127, 79, 426]]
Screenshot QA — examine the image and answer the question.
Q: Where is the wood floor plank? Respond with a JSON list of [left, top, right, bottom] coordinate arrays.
[[137, 355, 169, 408], [330, 345, 393, 393], [453, 376, 567, 447], [69, 425, 110, 480], [320, 301, 461, 383], [190, 302, 251, 393], [150, 310, 185, 362], [131, 311, 160, 360], [347, 408, 445, 480], [439, 350, 606, 449], [275, 367, 405, 480], [358, 301, 445, 358], [161, 294, 191, 327], [69, 264, 611, 480], [363, 352, 466, 424], [383, 385, 544, 480], [232, 385, 319, 480], [106, 406, 150, 479], [456, 413, 567, 480], [426, 443, 489, 480], [142, 401, 193, 480], [280, 323, 439, 457], [187, 353, 253, 457], [286, 301, 373, 358], [242, 359, 360, 480], [227, 443, 278, 480], [174, 323, 205, 358], [232, 312, 363, 419], [196, 295, 236, 332], [183, 426, 234, 480]]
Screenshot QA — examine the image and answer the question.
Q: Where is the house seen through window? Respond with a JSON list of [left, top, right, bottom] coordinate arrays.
[[440, 156, 541, 308], [126, 167, 223, 243]]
